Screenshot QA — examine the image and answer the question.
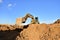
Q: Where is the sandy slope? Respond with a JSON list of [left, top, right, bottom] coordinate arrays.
[[0, 24, 60, 40]]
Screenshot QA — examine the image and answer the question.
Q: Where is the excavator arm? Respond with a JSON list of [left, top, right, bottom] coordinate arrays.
[[22, 13, 35, 23]]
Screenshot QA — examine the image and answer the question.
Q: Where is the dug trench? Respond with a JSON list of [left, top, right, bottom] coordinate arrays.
[[0, 24, 29, 40]]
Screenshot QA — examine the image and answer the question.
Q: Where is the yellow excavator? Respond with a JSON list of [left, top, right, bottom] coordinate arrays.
[[16, 13, 39, 26]]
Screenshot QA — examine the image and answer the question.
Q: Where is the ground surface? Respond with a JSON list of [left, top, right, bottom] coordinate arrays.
[[0, 24, 60, 40]]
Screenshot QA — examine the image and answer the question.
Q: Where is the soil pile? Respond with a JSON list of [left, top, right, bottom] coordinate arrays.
[[54, 19, 60, 24], [0, 24, 60, 40]]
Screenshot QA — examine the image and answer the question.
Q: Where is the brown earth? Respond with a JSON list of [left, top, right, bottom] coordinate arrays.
[[0, 24, 60, 40]]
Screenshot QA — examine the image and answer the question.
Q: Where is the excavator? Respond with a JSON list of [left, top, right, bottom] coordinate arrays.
[[16, 13, 39, 26]]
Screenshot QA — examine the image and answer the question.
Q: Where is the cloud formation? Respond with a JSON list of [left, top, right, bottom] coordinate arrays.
[[0, 0, 3, 3], [8, 3, 12, 7], [8, 3, 16, 7]]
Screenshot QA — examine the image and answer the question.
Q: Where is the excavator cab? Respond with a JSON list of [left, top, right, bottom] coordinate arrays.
[[35, 17, 40, 24]]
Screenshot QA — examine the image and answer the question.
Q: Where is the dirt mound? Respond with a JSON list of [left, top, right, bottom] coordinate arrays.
[[54, 19, 60, 24], [0, 24, 60, 40]]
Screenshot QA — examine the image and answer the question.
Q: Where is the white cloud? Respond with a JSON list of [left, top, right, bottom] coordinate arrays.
[[0, 0, 3, 3], [8, 3, 16, 7], [8, 3, 12, 7]]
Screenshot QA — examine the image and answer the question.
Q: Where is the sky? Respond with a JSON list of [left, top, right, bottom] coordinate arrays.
[[0, 0, 60, 24]]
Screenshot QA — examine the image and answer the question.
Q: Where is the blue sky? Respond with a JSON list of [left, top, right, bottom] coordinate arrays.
[[0, 0, 60, 24]]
